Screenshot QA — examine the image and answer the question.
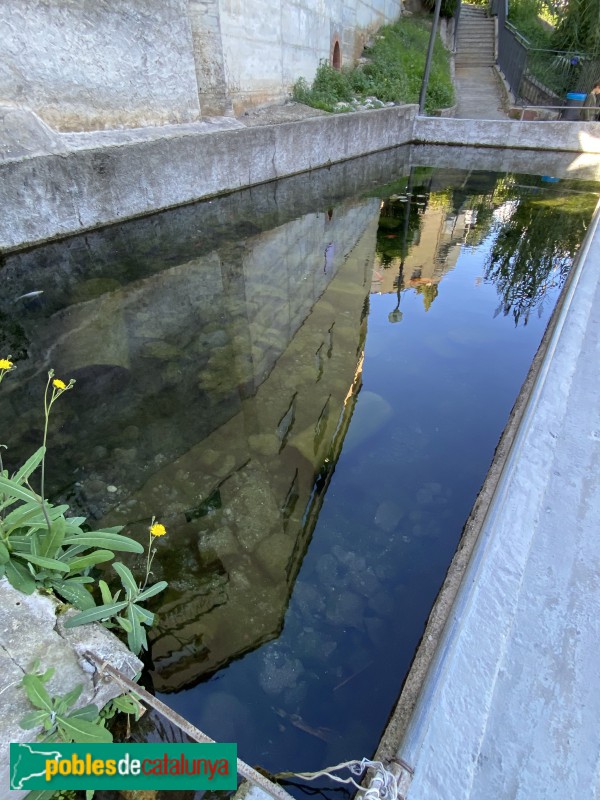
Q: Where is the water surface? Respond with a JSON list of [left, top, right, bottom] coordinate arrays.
[[1, 149, 597, 794]]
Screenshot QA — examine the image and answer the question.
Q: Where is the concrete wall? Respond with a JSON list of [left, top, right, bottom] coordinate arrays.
[[414, 116, 600, 153], [215, 0, 402, 113], [0, 104, 417, 251], [0, 0, 201, 131], [0, 0, 402, 125], [3, 104, 600, 252]]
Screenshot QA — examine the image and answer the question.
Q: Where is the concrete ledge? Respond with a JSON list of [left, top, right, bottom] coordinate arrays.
[[0, 105, 417, 251], [414, 116, 600, 152], [2, 105, 600, 252]]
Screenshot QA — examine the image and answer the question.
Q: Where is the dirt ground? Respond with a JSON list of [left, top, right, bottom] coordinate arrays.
[[236, 101, 328, 127]]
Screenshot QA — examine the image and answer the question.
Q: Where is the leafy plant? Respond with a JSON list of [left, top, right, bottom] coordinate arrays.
[[292, 16, 454, 114], [65, 560, 167, 655], [19, 663, 112, 744], [0, 366, 166, 657], [101, 690, 144, 722], [0, 461, 143, 604]]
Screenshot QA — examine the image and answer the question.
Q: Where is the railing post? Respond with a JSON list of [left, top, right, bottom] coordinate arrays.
[[418, 0, 443, 115]]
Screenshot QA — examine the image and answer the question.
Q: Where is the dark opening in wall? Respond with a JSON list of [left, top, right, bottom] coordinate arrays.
[[332, 40, 341, 70]]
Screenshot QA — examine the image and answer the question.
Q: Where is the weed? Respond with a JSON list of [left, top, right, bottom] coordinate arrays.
[[292, 16, 454, 114]]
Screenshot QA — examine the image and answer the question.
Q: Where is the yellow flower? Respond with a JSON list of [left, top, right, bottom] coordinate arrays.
[[150, 523, 166, 537], [0, 358, 13, 370], [53, 378, 67, 390]]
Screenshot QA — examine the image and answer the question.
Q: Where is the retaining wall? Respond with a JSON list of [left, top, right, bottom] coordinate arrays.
[[0, 0, 201, 131], [0, 0, 402, 124], [0, 105, 417, 252], [2, 106, 600, 252], [413, 116, 600, 152]]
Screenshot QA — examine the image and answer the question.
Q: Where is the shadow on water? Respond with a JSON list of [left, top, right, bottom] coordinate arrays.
[[1, 145, 599, 800]]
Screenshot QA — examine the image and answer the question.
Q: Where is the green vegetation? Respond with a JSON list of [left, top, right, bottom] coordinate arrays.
[[19, 662, 112, 744], [506, 0, 600, 98], [484, 181, 598, 324], [292, 16, 454, 114], [371, 169, 598, 325], [0, 365, 167, 656], [508, 0, 554, 47], [552, 0, 600, 55]]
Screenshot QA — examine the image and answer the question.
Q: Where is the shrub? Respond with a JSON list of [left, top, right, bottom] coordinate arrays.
[[292, 16, 454, 114]]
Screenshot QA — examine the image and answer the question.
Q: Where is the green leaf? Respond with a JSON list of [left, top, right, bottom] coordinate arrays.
[[126, 606, 146, 655], [68, 549, 114, 573], [19, 709, 49, 729], [65, 516, 87, 528], [5, 558, 36, 593], [14, 552, 70, 573], [111, 693, 142, 718], [116, 616, 133, 633], [51, 579, 96, 610], [58, 543, 89, 561], [98, 579, 114, 605], [12, 447, 45, 484], [62, 532, 143, 553], [61, 683, 84, 709], [137, 580, 168, 603], [131, 603, 154, 626], [39, 516, 66, 558], [57, 714, 113, 743], [0, 474, 38, 501], [0, 540, 9, 564], [113, 561, 139, 597], [68, 703, 100, 722], [22, 673, 53, 712], [0, 475, 39, 508], [37, 666, 55, 683], [63, 600, 128, 627], [2, 502, 44, 533]]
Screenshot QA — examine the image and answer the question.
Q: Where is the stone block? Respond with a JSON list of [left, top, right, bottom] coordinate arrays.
[[0, 578, 143, 799]]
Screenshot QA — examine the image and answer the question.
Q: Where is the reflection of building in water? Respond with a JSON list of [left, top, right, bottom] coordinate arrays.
[[140, 207, 378, 693], [371, 202, 472, 309], [0, 197, 381, 694]]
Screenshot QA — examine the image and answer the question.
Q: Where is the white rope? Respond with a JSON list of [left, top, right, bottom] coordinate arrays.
[[277, 758, 404, 800]]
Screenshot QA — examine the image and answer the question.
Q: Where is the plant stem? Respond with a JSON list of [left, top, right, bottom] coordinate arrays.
[[39, 374, 53, 532], [142, 530, 154, 591]]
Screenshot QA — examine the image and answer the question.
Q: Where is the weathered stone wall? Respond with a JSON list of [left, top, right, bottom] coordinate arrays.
[[0, 0, 201, 131], [0, 0, 402, 125], [215, 0, 403, 112], [0, 104, 418, 250]]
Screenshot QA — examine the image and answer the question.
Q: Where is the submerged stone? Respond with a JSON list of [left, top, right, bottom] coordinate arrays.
[[374, 500, 405, 532]]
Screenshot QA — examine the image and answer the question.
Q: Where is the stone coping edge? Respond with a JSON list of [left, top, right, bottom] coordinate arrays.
[[2, 107, 600, 252]]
